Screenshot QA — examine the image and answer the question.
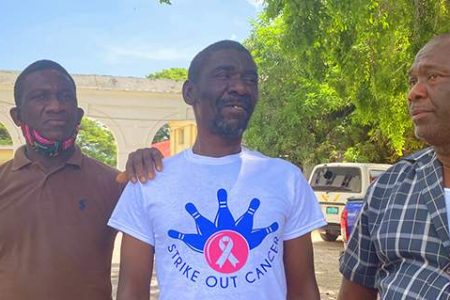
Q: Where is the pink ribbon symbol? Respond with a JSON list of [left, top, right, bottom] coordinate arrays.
[[216, 235, 239, 268]]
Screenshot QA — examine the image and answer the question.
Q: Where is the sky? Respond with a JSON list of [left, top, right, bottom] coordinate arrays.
[[0, 0, 263, 78]]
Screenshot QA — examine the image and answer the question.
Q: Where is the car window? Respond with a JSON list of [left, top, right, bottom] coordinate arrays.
[[369, 169, 387, 183], [310, 167, 362, 193]]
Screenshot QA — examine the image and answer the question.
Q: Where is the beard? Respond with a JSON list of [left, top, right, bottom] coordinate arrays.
[[210, 95, 253, 139], [210, 115, 250, 139]]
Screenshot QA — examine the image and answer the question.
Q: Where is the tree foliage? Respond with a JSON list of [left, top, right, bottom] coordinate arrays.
[[153, 124, 170, 142], [244, 0, 450, 167], [147, 68, 187, 81], [77, 118, 117, 167], [0, 123, 12, 146]]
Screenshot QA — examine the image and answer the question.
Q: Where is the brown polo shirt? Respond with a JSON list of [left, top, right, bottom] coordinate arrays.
[[0, 146, 124, 300]]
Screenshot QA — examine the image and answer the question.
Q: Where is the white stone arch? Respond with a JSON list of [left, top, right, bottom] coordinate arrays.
[[0, 100, 23, 147], [148, 120, 169, 144]]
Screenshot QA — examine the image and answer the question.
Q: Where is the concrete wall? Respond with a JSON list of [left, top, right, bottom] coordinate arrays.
[[0, 146, 13, 164]]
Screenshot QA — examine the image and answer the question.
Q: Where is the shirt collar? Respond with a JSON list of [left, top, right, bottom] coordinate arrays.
[[11, 145, 83, 171], [66, 145, 83, 167], [11, 146, 31, 171]]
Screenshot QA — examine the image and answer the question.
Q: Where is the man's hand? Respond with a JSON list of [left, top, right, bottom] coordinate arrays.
[[116, 147, 164, 183]]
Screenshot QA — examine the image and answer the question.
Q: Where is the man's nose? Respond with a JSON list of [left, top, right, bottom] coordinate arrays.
[[407, 81, 427, 103], [45, 94, 65, 111], [228, 76, 249, 95]]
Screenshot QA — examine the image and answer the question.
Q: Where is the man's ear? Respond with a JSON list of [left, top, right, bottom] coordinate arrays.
[[10, 107, 22, 127], [76, 108, 84, 125], [182, 80, 197, 105]]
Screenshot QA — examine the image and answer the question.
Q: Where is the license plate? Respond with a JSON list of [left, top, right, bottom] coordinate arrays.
[[326, 207, 339, 215]]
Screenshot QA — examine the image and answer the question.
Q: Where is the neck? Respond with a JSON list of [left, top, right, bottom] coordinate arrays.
[[192, 134, 242, 157], [24, 144, 75, 170], [434, 145, 450, 188]]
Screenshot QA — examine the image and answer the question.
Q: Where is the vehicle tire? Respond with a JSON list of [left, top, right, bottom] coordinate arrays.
[[320, 231, 339, 242]]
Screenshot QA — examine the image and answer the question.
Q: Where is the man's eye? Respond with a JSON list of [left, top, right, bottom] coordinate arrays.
[[59, 92, 74, 102], [31, 93, 47, 101], [244, 76, 258, 84], [408, 77, 417, 87], [214, 72, 229, 79], [428, 73, 439, 81]]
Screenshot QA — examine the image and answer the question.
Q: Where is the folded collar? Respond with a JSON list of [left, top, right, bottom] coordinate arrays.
[[11, 145, 83, 171]]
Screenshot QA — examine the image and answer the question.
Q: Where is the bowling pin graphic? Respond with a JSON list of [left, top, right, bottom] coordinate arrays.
[[214, 189, 236, 230], [168, 230, 206, 253], [185, 203, 216, 236], [235, 198, 260, 235], [246, 222, 279, 249]]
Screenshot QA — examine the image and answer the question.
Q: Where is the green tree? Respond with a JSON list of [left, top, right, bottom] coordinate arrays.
[[244, 0, 450, 167], [77, 118, 117, 167], [147, 68, 187, 81], [0, 123, 12, 145], [153, 124, 170, 143]]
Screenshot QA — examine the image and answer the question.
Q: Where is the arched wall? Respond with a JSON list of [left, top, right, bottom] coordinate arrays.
[[0, 100, 24, 147]]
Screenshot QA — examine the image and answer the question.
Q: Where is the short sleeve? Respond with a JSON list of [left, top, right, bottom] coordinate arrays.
[[108, 182, 154, 246], [283, 171, 326, 240], [339, 185, 379, 288]]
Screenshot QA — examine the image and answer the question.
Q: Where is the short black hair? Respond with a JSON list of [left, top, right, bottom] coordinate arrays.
[[14, 59, 76, 107], [188, 40, 254, 82]]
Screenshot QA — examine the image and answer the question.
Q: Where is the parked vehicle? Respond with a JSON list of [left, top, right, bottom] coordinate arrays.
[[308, 162, 391, 241], [340, 197, 364, 247]]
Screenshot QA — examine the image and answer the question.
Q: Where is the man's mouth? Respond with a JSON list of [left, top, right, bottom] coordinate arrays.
[[45, 119, 67, 126], [410, 108, 433, 121], [219, 97, 252, 114], [226, 104, 248, 112]]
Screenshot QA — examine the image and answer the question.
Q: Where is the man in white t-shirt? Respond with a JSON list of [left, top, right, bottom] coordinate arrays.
[[108, 40, 326, 300]]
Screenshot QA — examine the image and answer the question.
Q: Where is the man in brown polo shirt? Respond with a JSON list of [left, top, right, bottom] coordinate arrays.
[[0, 60, 162, 300]]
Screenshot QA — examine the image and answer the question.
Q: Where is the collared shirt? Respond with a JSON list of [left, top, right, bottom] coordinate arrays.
[[340, 147, 450, 299], [0, 146, 123, 300]]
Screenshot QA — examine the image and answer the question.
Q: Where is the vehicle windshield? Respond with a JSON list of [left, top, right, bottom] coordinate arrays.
[[310, 167, 362, 193]]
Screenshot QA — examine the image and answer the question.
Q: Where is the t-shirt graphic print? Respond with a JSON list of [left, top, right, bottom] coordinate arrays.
[[168, 188, 279, 275]]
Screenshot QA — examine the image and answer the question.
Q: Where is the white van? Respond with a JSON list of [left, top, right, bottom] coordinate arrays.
[[308, 162, 391, 241]]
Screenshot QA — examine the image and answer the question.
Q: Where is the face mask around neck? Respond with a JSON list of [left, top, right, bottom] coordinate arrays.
[[20, 123, 78, 157]]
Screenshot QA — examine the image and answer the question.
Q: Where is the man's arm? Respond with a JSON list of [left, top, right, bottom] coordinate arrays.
[[284, 233, 320, 300], [338, 278, 377, 300], [117, 233, 154, 300]]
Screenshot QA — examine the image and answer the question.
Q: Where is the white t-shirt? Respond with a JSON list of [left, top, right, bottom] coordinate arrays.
[[445, 188, 450, 231], [108, 148, 325, 300]]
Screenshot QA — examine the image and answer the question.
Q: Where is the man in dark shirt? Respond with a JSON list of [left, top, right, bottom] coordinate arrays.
[[0, 60, 161, 300], [339, 33, 450, 299]]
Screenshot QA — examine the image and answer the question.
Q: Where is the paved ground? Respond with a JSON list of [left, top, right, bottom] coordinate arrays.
[[111, 231, 344, 299], [312, 232, 344, 300]]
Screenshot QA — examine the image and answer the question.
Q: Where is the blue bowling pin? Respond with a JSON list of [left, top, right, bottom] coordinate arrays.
[[236, 198, 260, 235], [247, 222, 279, 249], [168, 230, 206, 253], [214, 189, 236, 230], [185, 203, 216, 237]]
